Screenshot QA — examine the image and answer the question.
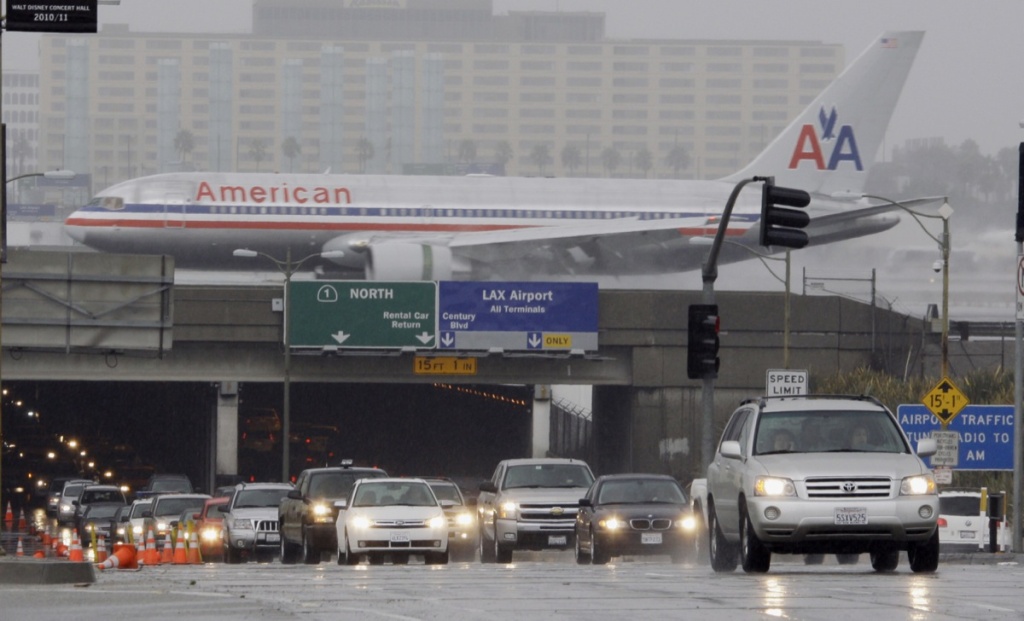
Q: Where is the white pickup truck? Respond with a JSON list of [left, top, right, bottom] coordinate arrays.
[[694, 395, 940, 574]]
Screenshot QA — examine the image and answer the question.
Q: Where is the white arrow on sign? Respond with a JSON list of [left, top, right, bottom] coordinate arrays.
[[416, 332, 435, 345], [441, 333, 455, 347], [528, 333, 542, 348], [331, 331, 351, 344]]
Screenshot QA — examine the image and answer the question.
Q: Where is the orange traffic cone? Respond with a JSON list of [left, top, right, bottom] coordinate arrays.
[[187, 530, 202, 564], [33, 549, 45, 559], [97, 543, 137, 570], [68, 530, 85, 562], [95, 535, 108, 563], [3, 502, 12, 531], [41, 526, 51, 547], [160, 532, 174, 565], [17, 509, 27, 533], [172, 529, 188, 564], [143, 528, 160, 566], [15, 537, 24, 557]]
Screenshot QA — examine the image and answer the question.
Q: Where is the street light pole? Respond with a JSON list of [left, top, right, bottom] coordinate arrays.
[[232, 247, 344, 482], [863, 194, 952, 377]]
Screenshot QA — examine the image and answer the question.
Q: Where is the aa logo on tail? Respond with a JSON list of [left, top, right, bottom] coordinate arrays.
[[788, 106, 863, 171]]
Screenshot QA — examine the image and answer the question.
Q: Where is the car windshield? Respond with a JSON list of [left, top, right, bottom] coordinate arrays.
[[129, 502, 152, 518], [233, 488, 291, 508], [503, 464, 594, 489], [428, 484, 462, 504], [82, 489, 124, 504], [85, 505, 122, 520], [155, 498, 205, 517], [754, 409, 909, 456], [596, 479, 686, 505], [151, 478, 191, 493], [62, 484, 86, 498], [308, 471, 384, 498], [940, 495, 981, 516], [352, 481, 436, 507]]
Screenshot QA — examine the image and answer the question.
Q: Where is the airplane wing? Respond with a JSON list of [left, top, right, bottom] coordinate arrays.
[[332, 215, 734, 279]]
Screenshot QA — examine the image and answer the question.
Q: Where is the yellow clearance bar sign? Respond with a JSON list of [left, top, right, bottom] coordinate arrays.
[[414, 357, 477, 376]]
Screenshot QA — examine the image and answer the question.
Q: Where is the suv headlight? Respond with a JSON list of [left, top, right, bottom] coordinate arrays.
[[597, 517, 624, 531], [900, 474, 936, 496], [351, 515, 371, 530], [232, 519, 253, 530], [455, 512, 474, 527], [428, 515, 446, 529], [754, 476, 796, 497], [312, 502, 334, 523], [498, 501, 518, 519]]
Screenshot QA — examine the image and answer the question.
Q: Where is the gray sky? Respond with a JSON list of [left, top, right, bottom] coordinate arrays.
[[3, 0, 1020, 157]]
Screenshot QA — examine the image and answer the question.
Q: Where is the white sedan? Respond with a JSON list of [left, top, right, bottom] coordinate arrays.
[[336, 478, 449, 565]]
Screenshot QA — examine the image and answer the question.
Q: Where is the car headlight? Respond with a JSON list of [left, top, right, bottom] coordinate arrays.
[[232, 519, 253, 530], [597, 517, 624, 531], [116, 526, 126, 536], [498, 501, 517, 519], [313, 503, 336, 523], [201, 527, 221, 542], [60, 503, 71, 513], [900, 474, 936, 496], [754, 476, 796, 497], [156, 521, 168, 532], [351, 515, 372, 530], [85, 523, 95, 532], [132, 525, 142, 535], [455, 512, 474, 527], [677, 515, 697, 531], [428, 515, 446, 529]]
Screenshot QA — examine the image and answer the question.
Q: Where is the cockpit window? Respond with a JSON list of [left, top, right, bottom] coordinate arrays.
[[88, 196, 124, 211]]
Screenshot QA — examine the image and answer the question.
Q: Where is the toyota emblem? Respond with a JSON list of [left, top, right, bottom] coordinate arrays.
[[842, 482, 857, 493]]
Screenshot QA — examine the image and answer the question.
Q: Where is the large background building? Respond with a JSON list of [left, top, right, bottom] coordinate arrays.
[[34, 0, 842, 193]]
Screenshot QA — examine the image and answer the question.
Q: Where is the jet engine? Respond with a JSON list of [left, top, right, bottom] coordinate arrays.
[[364, 243, 453, 280]]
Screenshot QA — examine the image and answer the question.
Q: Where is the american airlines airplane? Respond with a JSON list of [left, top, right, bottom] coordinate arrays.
[[65, 31, 924, 282]]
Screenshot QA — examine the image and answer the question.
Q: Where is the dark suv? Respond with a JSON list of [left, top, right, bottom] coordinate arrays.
[[278, 462, 388, 564]]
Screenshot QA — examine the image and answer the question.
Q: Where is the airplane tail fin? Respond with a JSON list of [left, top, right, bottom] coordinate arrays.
[[724, 31, 923, 197]]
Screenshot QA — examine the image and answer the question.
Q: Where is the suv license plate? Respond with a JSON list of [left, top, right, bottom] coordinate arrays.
[[390, 534, 410, 543], [959, 531, 977, 539], [548, 535, 567, 546], [834, 507, 868, 525], [265, 533, 280, 543], [641, 532, 662, 545]]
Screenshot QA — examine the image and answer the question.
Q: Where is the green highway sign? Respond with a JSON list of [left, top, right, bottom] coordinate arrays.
[[287, 281, 437, 349]]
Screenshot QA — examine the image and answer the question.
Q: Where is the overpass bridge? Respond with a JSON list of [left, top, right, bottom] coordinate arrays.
[[2, 249, 944, 488]]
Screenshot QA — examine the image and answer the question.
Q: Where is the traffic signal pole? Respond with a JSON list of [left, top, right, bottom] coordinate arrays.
[[697, 176, 810, 469], [698, 177, 761, 468]]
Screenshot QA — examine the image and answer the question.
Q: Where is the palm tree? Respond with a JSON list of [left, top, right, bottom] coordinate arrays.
[[494, 140, 514, 172], [173, 129, 195, 167], [281, 136, 302, 173], [356, 138, 375, 173], [560, 144, 583, 177], [665, 144, 691, 178], [457, 139, 478, 165], [528, 143, 552, 176], [634, 147, 653, 178], [10, 133, 32, 177], [248, 138, 269, 172], [600, 147, 622, 177]]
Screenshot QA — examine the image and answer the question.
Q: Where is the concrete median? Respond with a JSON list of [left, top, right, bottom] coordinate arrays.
[[0, 558, 96, 585]]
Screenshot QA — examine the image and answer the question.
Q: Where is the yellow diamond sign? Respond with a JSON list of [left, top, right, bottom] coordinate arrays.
[[922, 377, 969, 426]]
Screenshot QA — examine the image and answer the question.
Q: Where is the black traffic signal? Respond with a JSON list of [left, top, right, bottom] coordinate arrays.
[[687, 304, 720, 380], [760, 178, 811, 249]]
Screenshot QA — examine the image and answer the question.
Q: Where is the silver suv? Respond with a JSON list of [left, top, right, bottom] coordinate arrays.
[[705, 395, 939, 573], [222, 482, 293, 563]]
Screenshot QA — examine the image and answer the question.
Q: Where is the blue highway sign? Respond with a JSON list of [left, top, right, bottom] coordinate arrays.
[[896, 404, 1013, 471], [437, 281, 598, 351]]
